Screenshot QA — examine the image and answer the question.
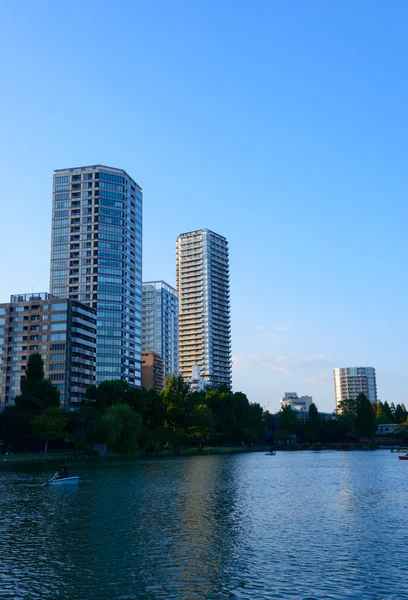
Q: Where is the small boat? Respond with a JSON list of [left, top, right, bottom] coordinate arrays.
[[265, 451, 276, 456], [398, 454, 408, 461], [48, 476, 79, 486]]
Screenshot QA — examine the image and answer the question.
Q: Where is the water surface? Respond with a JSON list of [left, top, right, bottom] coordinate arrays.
[[0, 451, 407, 599]]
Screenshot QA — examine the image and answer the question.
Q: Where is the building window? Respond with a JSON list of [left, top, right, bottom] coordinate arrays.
[[51, 323, 67, 332], [50, 333, 66, 341], [52, 303, 67, 311]]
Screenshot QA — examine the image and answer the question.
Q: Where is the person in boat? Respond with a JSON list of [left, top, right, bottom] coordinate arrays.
[[61, 466, 69, 479], [52, 469, 62, 481]]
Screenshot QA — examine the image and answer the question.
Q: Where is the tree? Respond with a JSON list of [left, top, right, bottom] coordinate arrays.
[[336, 397, 358, 423], [67, 405, 107, 453], [394, 404, 407, 424], [278, 405, 298, 437], [381, 401, 394, 422], [321, 417, 352, 443], [162, 374, 191, 444], [354, 393, 376, 438], [102, 404, 142, 456], [85, 380, 133, 412], [187, 403, 216, 446], [32, 406, 68, 455], [246, 402, 265, 442], [205, 389, 236, 444], [304, 403, 321, 442], [241, 427, 258, 445], [14, 353, 60, 411]]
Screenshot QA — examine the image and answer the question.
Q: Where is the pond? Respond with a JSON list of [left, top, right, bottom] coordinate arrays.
[[0, 451, 406, 599]]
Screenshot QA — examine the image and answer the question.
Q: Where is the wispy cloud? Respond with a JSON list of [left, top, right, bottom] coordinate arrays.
[[233, 353, 332, 373], [307, 370, 332, 386], [255, 324, 292, 341], [274, 324, 291, 332]]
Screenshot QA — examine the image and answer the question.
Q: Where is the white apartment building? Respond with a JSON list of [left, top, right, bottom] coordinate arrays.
[[280, 392, 313, 412], [176, 229, 231, 389], [334, 367, 377, 410]]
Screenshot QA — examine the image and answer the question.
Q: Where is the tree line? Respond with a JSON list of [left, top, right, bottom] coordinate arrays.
[[0, 353, 265, 455], [1, 353, 406, 455], [276, 394, 408, 443]]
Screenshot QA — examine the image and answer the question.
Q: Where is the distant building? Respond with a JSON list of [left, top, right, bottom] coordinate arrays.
[[142, 351, 164, 393], [279, 393, 314, 425], [334, 367, 377, 410], [186, 365, 207, 392], [376, 423, 399, 435], [0, 292, 96, 411], [142, 281, 178, 378], [280, 392, 313, 412], [176, 229, 231, 389]]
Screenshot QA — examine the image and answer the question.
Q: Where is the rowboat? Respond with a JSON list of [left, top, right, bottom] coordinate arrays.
[[48, 476, 79, 486], [398, 455, 408, 461], [265, 451, 276, 456]]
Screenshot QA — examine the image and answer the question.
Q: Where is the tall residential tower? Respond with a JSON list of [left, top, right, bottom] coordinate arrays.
[[142, 281, 178, 379], [334, 367, 377, 410], [50, 165, 142, 386], [176, 229, 231, 389]]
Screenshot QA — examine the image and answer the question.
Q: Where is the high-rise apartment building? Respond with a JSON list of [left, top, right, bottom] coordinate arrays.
[[176, 229, 231, 388], [49, 165, 142, 387], [334, 367, 377, 410], [0, 293, 96, 410], [142, 281, 178, 378]]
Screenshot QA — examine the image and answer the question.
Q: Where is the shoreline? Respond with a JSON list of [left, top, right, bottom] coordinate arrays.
[[1, 443, 406, 465]]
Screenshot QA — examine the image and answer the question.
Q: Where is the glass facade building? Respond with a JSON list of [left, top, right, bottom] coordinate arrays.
[[50, 165, 142, 386], [0, 293, 96, 410], [176, 229, 231, 389], [142, 281, 178, 379]]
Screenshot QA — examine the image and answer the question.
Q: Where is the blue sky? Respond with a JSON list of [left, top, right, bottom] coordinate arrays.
[[0, 0, 406, 412]]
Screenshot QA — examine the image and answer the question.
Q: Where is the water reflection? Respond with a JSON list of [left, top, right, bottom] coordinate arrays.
[[1, 452, 407, 599]]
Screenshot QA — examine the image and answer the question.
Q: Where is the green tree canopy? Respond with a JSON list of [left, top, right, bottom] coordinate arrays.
[[162, 374, 191, 437], [85, 380, 135, 412], [336, 397, 358, 423], [394, 404, 407, 423], [381, 401, 394, 422], [278, 405, 298, 436], [186, 403, 216, 446], [102, 403, 142, 456], [14, 353, 60, 411], [304, 402, 321, 442], [32, 406, 68, 455], [354, 393, 376, 438]]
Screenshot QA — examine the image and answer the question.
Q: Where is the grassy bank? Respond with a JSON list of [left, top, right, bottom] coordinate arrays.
[[2, 443, 397, 465], [1, 446, 273, 464]]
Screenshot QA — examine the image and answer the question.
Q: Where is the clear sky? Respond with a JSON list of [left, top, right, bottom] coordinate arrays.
[[0, 0, 406, 412]]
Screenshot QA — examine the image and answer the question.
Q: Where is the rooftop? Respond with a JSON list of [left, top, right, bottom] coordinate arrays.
[[54, 164, 142, 190], [177, 228, 227, 241], [9, 292, 57, 303], [142, 281, 178, 294]]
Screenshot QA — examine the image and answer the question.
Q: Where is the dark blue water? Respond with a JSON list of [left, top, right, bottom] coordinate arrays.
[[0, 451, 407, 599]]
